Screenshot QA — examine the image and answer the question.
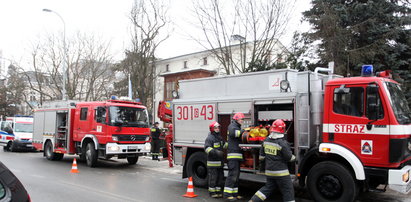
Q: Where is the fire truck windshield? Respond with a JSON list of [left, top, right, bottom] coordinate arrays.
[[385, 82, 411, 124], [109, 106, 149, 128], [14, 123, 34, 133]]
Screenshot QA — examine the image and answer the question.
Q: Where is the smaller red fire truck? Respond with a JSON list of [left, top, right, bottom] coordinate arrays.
[[33, 97, 151, 167]]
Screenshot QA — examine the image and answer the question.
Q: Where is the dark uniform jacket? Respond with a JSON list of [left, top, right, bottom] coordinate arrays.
[[150, 127, 161, 140], [259, 134, 295, 177], [204, 131, 226, 167], [227, 120, 244, 161]]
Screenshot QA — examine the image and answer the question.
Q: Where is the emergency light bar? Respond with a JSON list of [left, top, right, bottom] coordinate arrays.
[[376, 70, 393, 79], [361, 65, 373, 77]]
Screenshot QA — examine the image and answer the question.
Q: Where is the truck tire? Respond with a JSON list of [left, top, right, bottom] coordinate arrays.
[[186, 152, 208, 187], [44, 141, 62, 161], [307, 161, 358, 202], [85, 142, 98, 167], [79, 154, 86, 162], [127, 155, 139, 165], [54, 153, 64, 161]]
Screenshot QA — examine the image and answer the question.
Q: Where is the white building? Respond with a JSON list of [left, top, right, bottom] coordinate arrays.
[[153, 39, 288, 124]]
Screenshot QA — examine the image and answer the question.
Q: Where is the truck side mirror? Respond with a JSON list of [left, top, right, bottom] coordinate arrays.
[[366, 85, 379, 121]]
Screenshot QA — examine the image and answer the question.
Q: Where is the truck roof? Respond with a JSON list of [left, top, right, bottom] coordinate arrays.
[[76, 100, 146, 109], [37, 100, 146, 111], [326, 76, 397, 86]]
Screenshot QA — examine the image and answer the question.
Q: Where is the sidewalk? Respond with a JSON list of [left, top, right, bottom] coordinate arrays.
[[139, 156, 183, 175]]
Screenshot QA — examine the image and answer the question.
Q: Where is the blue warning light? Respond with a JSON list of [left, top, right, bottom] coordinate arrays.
[[361, 65, 373, 77]]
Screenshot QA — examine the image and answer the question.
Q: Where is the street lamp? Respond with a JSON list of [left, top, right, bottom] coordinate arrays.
[[42, 8, 67, 100]]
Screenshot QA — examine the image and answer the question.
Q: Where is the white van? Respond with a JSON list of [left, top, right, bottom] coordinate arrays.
[[0, 117, 34, 151]]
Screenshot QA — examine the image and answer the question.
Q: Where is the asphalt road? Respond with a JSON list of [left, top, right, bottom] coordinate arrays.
[[0, 150, 410, 202]]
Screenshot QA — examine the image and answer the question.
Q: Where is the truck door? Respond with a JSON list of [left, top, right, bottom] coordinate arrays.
[[325, 84, 389, 167], [73, 106, 90, 141], [91, 106, 107, 140]]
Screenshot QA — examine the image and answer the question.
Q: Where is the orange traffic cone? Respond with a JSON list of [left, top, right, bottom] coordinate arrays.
[[70, 158, 79, 173], [182, 177, 198, 198]]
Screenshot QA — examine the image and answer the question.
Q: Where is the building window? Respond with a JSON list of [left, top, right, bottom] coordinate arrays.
[[80, 108, 88, 120], [203, 57, 208, 65], [166, 64, 169, 72], [165, 81, 176, 100], [184, 61, 188, 68]]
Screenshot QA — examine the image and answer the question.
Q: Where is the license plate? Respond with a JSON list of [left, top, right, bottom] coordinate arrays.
[[26, 144, 33, 147], [128, 146, 138, 150]]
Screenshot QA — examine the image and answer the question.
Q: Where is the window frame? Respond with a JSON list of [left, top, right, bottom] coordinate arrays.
[[333, 86, 365, 117], [80, 107, 88, 120]]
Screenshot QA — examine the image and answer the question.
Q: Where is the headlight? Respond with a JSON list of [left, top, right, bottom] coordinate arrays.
[[280, 80, 290, 91], [403, 170, 409, 183], [108, 145, 120, 152], [112, 136, 118, 141], [144, 142, 151, 151]]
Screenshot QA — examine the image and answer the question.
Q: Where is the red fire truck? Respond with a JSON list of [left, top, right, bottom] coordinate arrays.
[[165, 64, 411, 201], [33, 97, 151, 167]]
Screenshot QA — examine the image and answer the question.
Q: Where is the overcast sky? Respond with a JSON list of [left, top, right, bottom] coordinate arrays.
[[0, 0, 310, 67]]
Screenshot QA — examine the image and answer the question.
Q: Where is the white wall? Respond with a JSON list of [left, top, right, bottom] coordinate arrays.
[[153, 40, 287, 124]]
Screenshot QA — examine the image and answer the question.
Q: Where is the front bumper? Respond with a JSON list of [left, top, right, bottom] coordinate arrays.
[[388, 165, 411, 194], [105, 142, 150, 155], [0, 141, 8, 147], [12, 140, 34, 149]]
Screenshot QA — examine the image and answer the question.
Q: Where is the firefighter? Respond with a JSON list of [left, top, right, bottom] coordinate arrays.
[[224, 112, 245, 201], [249, 119, 295, 202], [204, 121, 226, 198], [150, 122, 161, 161]]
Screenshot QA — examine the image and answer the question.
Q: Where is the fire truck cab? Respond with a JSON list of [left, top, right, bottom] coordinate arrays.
[[33, 98, 151, 167], [170, 64, 411, 201]]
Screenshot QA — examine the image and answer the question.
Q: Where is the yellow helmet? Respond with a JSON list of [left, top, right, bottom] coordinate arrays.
[[249, 128, 260, 137], [259, 128, 268, 137]]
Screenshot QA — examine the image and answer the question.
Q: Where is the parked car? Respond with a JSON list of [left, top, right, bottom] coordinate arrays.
[[0, 161, 30, 202]]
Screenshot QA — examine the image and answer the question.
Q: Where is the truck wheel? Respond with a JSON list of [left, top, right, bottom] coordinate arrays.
[[186, 152, 208, 187], [127, 155, 139, 165], [85, 142, 98, 167], [79, 154, 86, 162], [54, 153, 64, 161], [45, 141, 55, 160], [307, 161, 358, 202]]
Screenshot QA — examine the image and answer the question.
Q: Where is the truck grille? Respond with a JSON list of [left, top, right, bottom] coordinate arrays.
[[113, 134, 148, 142]]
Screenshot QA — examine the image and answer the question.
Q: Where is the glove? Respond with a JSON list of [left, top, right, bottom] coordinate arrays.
[[289, 155, 296, 162]]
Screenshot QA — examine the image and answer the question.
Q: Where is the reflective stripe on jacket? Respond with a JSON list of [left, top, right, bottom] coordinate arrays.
[[260, 133, 293, 177], [150, 127, 161, 140], [204, 131, 225, 167], [227, 120, 244, 161]]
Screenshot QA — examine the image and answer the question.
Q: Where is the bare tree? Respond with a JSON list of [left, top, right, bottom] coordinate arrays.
[[115, 0, 169, 114], [191, 0, 294, 74], [22, 32, 114, 106]]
